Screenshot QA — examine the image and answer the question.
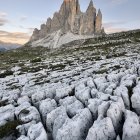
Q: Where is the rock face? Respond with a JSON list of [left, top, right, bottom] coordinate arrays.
[[29, 0, 103, 48]]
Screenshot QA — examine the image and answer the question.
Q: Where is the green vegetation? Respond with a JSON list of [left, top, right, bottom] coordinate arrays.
[[0, 29, 140, 73], [19, 109, 30, 115], [0, 99, 8, 107], [0, 120, 22, 138], [49, 63, 66, 70], [30, 57, 42, 63], [0, 70, 13, 78]]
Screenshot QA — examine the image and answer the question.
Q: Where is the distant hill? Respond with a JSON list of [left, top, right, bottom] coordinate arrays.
[[0, 47, 6, 52], [0, 41, 21, 51]]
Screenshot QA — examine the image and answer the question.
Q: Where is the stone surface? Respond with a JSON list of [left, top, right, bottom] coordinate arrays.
[[53, 108, 68, 140], [56, 108, 93, 140], [0, 104, 15, 127], [27, 122, 48, 140], [114, 86, 130, 109], [75, 85, 91, 105], [107, 101, 124, 134], [86, 117, 116, 140], [1, 36, 140, 140], [131, 82, 140, 115], [46, 106, 66, 133], [39, 98, 57, 124], [122, 110, 140, 140]]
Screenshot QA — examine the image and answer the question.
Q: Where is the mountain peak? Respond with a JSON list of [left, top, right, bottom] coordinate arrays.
[[89, 0, 94, 7], [29, 0, 103, 48], [86, 0, 96, 14], [64, 0, 73, 2]]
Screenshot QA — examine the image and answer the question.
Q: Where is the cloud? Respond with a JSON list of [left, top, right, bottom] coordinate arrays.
[[0, 12, 7, 17], [0, 30, 30, 44], [0, 11, 9, 26], [110, 0, 128, 5], [28, 28, 34, 34], [19, 25, 35, 35], [20, 16, 28, 21], [105, 27, 128, 34], [103, 21, 126, 28], [103, 21, 128, 33], [0, 18, 9, 26]]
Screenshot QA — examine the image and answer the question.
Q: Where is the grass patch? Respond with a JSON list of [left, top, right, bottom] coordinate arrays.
[[0, 70, 13, 78], [94, 68, 107, 74], [0, 120, 22, 138], [30, 57, 42, 63], [49, 63, 66, 70], [0, 99, 8, 107]]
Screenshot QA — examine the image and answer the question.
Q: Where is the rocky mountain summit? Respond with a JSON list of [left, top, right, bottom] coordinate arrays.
[[28, 0, 104, 48]]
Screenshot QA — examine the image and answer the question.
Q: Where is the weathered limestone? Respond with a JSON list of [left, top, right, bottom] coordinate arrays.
[[122, 110, 140, 140], [56, 108, 93, 140], [86, 117, 116, 140]]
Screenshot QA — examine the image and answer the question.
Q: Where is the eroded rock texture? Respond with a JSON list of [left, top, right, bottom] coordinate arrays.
[[1, 41, 140, 140]]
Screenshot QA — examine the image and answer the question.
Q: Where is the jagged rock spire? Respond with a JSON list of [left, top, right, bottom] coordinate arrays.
[[30, 0, 103, 42], [97, 9, 102, 17], [79, 0, 96, 35], [87, 0, 94, 10], [95, 9, 102, 34], [86, 0, 96, 15], [59, 0, 81, 16]]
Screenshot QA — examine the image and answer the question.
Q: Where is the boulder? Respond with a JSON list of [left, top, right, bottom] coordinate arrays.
[[56, 108, 93, 140], [88, 98, 102, 119], [86, 77, 96, 88], [86, 117, 116, 140], [55, 86, 73, 102], [94, 77, 108, 92], [17, 106, 41, 123], [75, 84, 91, 105], [17, 135, 30, 140], [122, 110, 140, 140], [0, 104, 15, 127], [39, 98, 57, 124], [98, 101, 110, 117], [52, 108, 68, 140], [31, 91, 46, 108], [27, 122, 48, 140], [59, 96, 77, 107], [17, 121, 36, 136], [114, 86, 130, 109], [17, 96, 30, 105], [107, 101, 124, 134], [90, 88, 98, 98], [67, 100, 84, 117], [46, 106, 66, 133], [131, 82, 140, 115]]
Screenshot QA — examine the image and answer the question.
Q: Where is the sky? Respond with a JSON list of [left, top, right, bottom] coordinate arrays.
[[0, 0, 140, 44]]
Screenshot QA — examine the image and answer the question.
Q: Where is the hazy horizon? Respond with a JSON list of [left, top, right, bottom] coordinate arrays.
[[0, 0, 140, 44]]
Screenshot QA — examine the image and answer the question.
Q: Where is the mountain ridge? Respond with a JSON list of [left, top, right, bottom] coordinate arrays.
[[0, 40, 21, 51]]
